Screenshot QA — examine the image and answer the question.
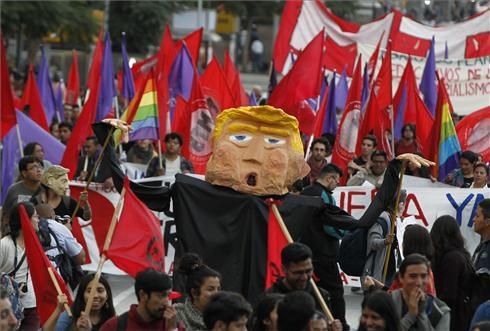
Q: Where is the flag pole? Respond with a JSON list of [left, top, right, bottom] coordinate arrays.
[[270, 203, 334, 322], [15, 124, 24, 157], [83, 186, 126, 314], [382, 164, 406, 283], [70, 126, 116, 220], [47, 267, 72, 317]]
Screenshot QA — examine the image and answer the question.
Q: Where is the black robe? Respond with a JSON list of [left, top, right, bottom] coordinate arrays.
[[93, 123, 401, 302]]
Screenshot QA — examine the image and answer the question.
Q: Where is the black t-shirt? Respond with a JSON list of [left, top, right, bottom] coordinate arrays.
[[53, 196, 85, 219], [462, 177, 474, 188]]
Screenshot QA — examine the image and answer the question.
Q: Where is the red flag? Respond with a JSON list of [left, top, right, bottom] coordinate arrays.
[[156, 26, 175, 140], [312, 78, 329, 138], [265, 203, 289, 288], [173, 69, 213, 174], [105, 177, 165, 277], [19, 205, 72, 324], [201, 56, 235, 112], [176, 27, 203, 67], [456, 106, 490, 163], [268, 31, 324, 134], [65, 50, 80, 106], [21, 64, 49, 131], [357, 89, 392, 158], [393, 58, 434, 157], [60, 85, 98, 179], [331, 56, 363, 185], [223, 51, 248, 106], [367, 32, 385, 84], [86, 31, 104, 93], [373, 40, 392, 112], [1, 35, 17, 139], [323, 36, 357, 76]]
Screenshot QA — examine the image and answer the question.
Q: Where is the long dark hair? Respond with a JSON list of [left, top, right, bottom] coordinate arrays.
[[403, 224, 434, 261], [358, 290, 400, 331], [430, 215, 471, 263], [71, 274, 115, 326], [251, 294, 284, 331], [9, 202, 36, 240], [177, 253, 221, 303]]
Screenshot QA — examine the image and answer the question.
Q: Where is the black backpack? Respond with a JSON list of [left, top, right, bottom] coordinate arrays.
[[338, 218, 388, 277], [38, 219, 84, 289]]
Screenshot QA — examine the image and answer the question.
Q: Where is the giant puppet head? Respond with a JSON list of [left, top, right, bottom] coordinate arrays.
[[41, 165, 70, 196], [205, 106, 310, 195]]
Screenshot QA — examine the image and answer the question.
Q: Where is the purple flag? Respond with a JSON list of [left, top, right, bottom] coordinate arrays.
[[1, 127, 21, 204], [55, 81, 65, 122], [121, 32, 135, 101], [394, 85, 407, 141], [321, 72, 338, 135], [335, 66, 349, 113], [96, 32, 117, 122], [37, 46, 58, 125], [419, 36, 437, 116], [168, 43, 194, 119], [361, 63, 369, 113], [1, 111, 65, 204]]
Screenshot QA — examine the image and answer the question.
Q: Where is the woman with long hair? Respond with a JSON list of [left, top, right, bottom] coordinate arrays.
[[430, 215, 473, 331], [174, 253, 221, 331], [0, 202, 41, 330], [358, 290, 400, 331], [251, 293, 283, 331], [44, 273, 115, 331]]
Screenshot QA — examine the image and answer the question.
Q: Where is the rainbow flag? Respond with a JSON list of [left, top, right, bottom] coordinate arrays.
[[432, 76, 461, 181], [119, 70, 159, 141]]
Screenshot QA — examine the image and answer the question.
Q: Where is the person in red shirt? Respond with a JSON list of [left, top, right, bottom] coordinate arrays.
[[100, 269, 178, 331], [395, 124, 420, 156]]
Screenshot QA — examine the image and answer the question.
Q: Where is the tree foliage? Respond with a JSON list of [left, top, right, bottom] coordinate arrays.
[[1, 1, 99, 47], [108, 1, 183, 53], [323, 0, 358, 21]]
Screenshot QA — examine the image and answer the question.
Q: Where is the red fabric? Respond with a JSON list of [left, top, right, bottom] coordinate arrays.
[[21, 64, 49, 131], [357, 89, 393, 159], [272, 0, 303, 73], [105, 178, 165, 277], [71, 186, 115, 252], [331, 56, 363, 185], [60, 82, 98, 179], [19, 205, 72, 324], [373, 40, 392, 112], [312, 81, 329, 138], [324, 37, 357, 76], [131, 54, 158, 84], [100, 304, 170, 331], [68, 187, 93, 265], [465, 31, 490, 58], [265, 202, 289, 289], [367, 32, 384, 84], [201, 56, 235, 111], [223, 51, 248, 106], [1, 35, 16, 139], [456, 106, 490, 163], [394, 58, 433, 158], [268, 31, 324, 134], [391, 30, 431, 57], [176, 28, 203, 67], [86, 31, 104, 92], [65, 50, 80, 105]]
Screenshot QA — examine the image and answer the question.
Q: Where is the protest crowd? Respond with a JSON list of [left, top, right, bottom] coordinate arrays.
[[1, 1, 490, 331]]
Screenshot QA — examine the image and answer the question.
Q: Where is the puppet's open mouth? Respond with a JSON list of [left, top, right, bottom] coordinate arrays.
[[246, 173, 257, 186]]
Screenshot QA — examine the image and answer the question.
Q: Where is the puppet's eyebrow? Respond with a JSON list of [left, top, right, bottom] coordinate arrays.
[[259, 126, 289, 137], [227, 123, 258, 134]]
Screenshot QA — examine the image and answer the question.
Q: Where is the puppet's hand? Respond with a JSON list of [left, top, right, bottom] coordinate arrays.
[[102, 119, 132, 143], [395, 153, 435, 168]]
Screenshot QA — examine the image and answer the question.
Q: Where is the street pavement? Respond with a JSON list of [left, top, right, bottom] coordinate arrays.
[[106, 274, 363, 328]]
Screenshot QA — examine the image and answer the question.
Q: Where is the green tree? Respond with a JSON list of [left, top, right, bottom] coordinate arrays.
[[1, 1, 99, 63], [108, 1, 183, 54]]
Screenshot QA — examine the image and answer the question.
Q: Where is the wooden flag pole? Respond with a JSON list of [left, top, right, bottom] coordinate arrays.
[[270, 203, 334, 322], [382, 164, 406, 283], [71, 126, 115, 220], [83, 186, 126, 315], [47, 267, 72, 317]]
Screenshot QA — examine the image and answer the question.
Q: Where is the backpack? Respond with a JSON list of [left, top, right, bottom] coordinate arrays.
[[38, 219, 84, 289], [338, 218, 388, 277]]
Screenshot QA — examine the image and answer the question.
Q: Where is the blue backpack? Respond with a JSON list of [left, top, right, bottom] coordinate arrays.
[[338, 218, 388, 277], [0, 273, 24, 324]]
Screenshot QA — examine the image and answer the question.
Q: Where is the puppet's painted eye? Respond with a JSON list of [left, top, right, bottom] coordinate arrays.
[[264, 137, 285, 145], [230, 134, 252, 143]]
